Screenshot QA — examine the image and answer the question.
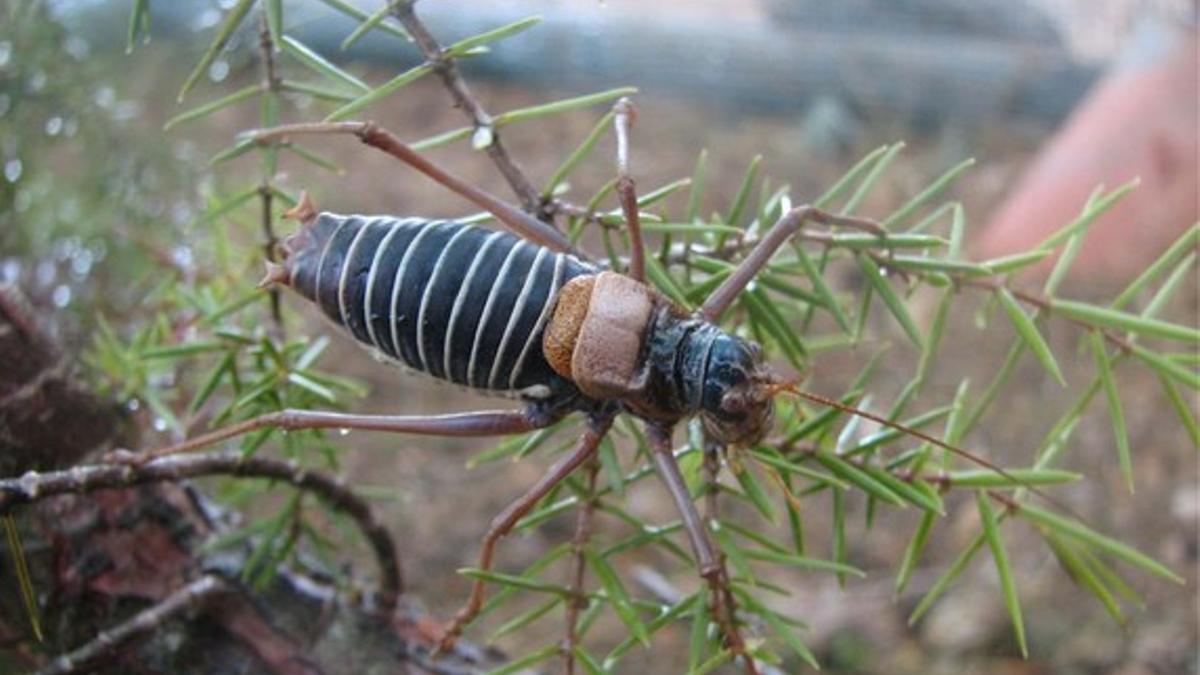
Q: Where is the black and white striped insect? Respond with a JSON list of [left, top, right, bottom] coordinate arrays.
[[157, 107, 1055, 668], [276, 212, 592, 405], [264, 201, 784, 445]]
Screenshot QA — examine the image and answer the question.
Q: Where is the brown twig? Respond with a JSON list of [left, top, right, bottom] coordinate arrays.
[[703, 438, 722, 521], [390, 1, 545, 218], [706, 449, 759, 675], [563, 459, 600, 675], [958, 276, 1136, 353], [701, 442, 760, 674], [257, 11, 285, 335], [0, 452, 402, 612], [613, 97, 646, 282], [31, 574, 232, 675]]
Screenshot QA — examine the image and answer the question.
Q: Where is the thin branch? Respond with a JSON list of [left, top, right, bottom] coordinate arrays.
[[563, 459, 600, 675], [613, 97, 646, 282], [391, 1, 545, 217], [548, 199, 612, 229], [257, 10, 285, 335], [700, 441, 761, 675], [703, 437, 722, 522], [0, 452, 402, 612], [707, 463, 758, 675], [31, 574, 231, 675], [957, 276, 1137, 353], [258, 182, 284, 333]]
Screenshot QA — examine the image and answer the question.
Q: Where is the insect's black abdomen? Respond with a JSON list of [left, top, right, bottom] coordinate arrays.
[[281, 212, 593, 399], [363, 219, 425, 360], [440, 231, 518, 384], [389, 222, 460, 368], [467, 241, 540, 388], [288, 215, 343, 300], [337, 217, 395, 344], [493, 249, 563, 390]]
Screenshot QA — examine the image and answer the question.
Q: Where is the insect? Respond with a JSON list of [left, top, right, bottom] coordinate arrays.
[[264, 205, 780, 446], [140, 100, 1053, 671]]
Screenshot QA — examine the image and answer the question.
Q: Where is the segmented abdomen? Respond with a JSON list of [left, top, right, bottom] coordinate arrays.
[[284, 213, 594, 398]]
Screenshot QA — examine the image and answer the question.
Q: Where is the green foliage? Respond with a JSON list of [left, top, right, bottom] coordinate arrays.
[[52, 0, 1198, 672]]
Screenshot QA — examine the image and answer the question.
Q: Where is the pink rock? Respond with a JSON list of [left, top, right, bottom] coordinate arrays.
[[976, 29, 1197, 285]]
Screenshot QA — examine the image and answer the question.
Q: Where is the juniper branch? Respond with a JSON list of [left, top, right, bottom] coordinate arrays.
[[957, 276, 1136, 352], [256, 9, 284, 335], [563, 460, 600, 675], [0, 452, 402, 612], [390, 1, 545, 217]]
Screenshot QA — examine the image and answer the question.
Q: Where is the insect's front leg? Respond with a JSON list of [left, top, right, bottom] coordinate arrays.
[[645, 424, 758, 675], [699, 205, 885, 322], [114, 408, 553, 464], [646, 424, 721, 577], [435, 409, 617, 656]]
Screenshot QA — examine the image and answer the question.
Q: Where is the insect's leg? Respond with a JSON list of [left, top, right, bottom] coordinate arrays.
[[699, 204, 884, 322], [247, 122, 579, 256], [646, 425, 719, 576], [122, 409, 547, 463], [435, 411, 616, 656], [613, 97, 646, 282], [646, 425, 757, 674]]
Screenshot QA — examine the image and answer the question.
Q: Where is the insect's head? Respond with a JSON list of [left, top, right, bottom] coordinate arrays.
[[699, 333, 778, 447]]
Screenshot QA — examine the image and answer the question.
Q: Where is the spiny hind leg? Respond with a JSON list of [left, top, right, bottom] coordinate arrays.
[[434, 411, 615, 656], [114, 408, 548, 464]]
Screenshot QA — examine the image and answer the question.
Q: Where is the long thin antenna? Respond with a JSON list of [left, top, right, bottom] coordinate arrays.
[[781, 386, 1078, 516]]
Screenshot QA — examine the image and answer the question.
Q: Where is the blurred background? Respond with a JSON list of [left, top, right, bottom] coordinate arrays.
[[1, 1, 1196, 673]]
